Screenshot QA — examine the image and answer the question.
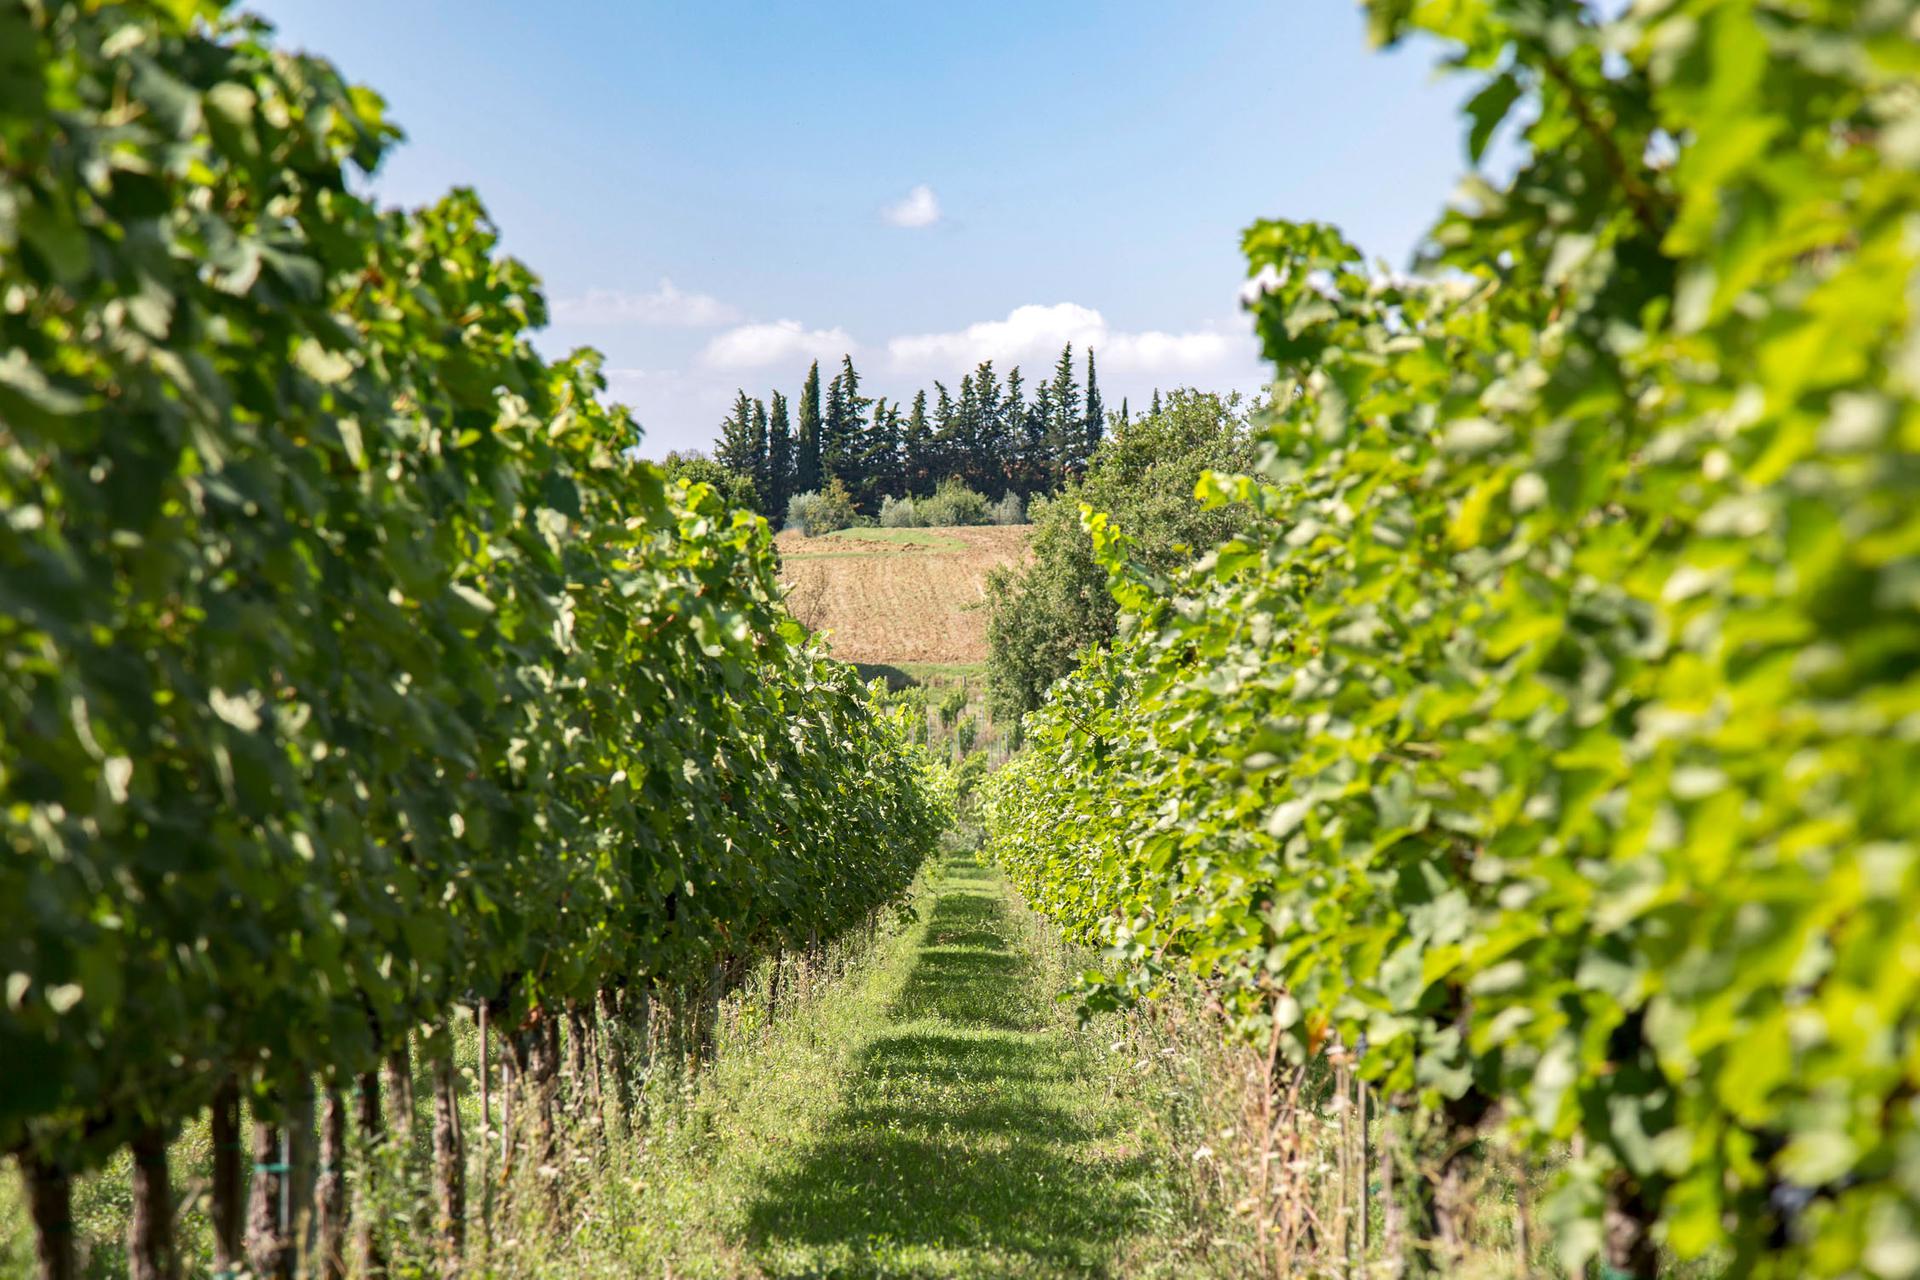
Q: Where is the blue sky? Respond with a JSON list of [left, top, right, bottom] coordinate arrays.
[[249, 1, 1475, 457]]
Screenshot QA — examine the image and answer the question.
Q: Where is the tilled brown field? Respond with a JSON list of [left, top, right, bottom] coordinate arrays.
[[776, 525, 1030, 665]]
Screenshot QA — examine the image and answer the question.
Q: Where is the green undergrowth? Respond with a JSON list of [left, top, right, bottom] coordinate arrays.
[[891, 662, 990, 684], [825, 526, 966, 550], [786, 527, 969, 554]]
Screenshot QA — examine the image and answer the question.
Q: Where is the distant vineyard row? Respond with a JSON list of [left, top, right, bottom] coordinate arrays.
[[987, 1, 1920, 1276], [0, 3, 946, 1276]]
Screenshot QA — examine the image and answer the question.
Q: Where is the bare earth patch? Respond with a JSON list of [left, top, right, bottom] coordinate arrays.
[[777, 525, 1030, 665]]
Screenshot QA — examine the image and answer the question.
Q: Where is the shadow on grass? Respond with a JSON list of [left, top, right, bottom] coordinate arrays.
[[744, 853, 1150, 1277], [851, 662, 918, 691]]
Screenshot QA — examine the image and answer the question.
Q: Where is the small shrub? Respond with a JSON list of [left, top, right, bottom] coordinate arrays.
[[785, 490, 820, 534], [812, 477, 859, 534], [786, 478, 859, 536], [879, 495, 920, 528], [918, 478, 990, 527], [990, 491, 1025, 525]]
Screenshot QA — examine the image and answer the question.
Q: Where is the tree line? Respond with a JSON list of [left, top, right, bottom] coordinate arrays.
[[712, 345, 1135, 518]]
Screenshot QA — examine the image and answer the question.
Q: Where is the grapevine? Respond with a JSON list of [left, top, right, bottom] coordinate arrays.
[[0, 3, 946, 1273], [986, 1, 1920, 1273]]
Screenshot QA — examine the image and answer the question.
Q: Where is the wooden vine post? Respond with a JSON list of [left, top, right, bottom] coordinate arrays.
[[598, 987, 633, 1135], [245, 1119, 289, 1280], [353, 1070, 387, 1280], [209, 1079, 244, 1276], [429, 1021, 466, 1276], [315, 1085, 348, 1280], [20, 1150, 74, 1280]]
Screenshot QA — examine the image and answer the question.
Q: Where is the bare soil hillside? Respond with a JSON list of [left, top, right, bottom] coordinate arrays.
[[776, 525, 1030, 665]]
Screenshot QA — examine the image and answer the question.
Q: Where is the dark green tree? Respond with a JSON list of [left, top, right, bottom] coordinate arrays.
[[840, 354, 865, 413], [749, 397, 770, 509], [1082, 348, 1103, 459], [715, 389, 759, 483], [902, 390, 931, 497], [795, 360, 822, 493], [1001, 365, 1025, 493], [930, 380, 955, 491], [986, 389, 1259, 726], [822, 368, 847, 488], [766, 391, 793, 518], [822, 354, 869, 492], [951, 372, 980, 494], [858, 397, 903, 510], [1022, 380, 1054, 497], [1045, 342, 1082, 483], [968, 360, 1007, 494]]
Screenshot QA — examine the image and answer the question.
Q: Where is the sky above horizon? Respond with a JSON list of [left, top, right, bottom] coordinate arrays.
[[249, 1, 1477, 458]]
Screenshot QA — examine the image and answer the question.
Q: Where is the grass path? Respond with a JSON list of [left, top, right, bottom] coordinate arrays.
[[741, 852, 1164, 1278], [589, 849, 1208, 1280]]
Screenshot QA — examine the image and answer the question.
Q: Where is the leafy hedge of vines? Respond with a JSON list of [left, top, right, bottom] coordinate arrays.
[[985, 0, 1920, 1273], [0, 0, 947, 1176]]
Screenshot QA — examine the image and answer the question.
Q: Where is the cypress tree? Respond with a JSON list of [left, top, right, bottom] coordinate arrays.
[[714, 389, 758, 480], [904, 390, 931, 497], [840, 355, 869, 487], [839, 354, 865, 414], [1082, 348, 1103, 459], [931, 380, 955, 490], [1046, 342, 1082, 482], [766, 391, 793, 518], [796, 361, 822, 494], [1025, 381, 1054, 495], [970, 361, 1005, 494], [859, 397, 902, 510], [1150, 387, 1161, 418], [1002, 365, 1025, 493], [822, 369, 847, 485], [749, 398, 770, 511], [953, 372, 979, 493], [822, 354, 870, 492]]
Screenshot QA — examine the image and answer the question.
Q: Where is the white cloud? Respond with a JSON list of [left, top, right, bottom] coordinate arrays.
[[601, 367, 677, 397], [880, 184, 942, 229], [699, 319, 856, 370], [581, 299, 1271, 462], [597, 367, 733, 457], [886, 302, 1255, 380], [551, 278, 741, 327]]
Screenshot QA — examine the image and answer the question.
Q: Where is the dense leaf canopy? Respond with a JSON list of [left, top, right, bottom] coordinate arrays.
[[0, 0, 946, 1175], [987, 0, 1920, 1272]]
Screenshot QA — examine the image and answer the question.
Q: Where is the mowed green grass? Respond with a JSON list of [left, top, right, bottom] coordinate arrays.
[[788, 526, 968, 554], [529, 850, 1212, 1280], [742, 854, 1165, 1278]]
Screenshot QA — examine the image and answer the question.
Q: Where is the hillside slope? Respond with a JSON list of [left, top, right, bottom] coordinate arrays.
[[776, 525, 1029, 667]]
